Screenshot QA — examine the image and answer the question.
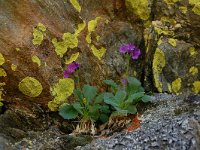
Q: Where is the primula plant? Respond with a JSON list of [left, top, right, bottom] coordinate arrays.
[[103, 77, 151, 117], [59, 84, 110, 134]]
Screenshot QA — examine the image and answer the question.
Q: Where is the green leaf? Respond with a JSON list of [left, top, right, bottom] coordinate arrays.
[[103, 80, 118, 91], [83, 85, 97, 102], [72, 102, 83, 115], [100, 114, 109, 123], [111, 110, 127, 117], [127, 77, 141, 95], [126, 92, 144, 104], [126, 105, 137, 114], [89, 104, 100, 120], [142, 95, 152, 103], [114, 90, 127, 103], [59, 104, 78, 119], [104, 92, 119, 107], [100, 105, 110, 114], [74, 89, 83, 101], [95, 93, 105, 104]]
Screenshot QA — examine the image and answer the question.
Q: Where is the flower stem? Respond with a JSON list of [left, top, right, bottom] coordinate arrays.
[[125, 54, 131, 77], [75, 70, 80, 89]]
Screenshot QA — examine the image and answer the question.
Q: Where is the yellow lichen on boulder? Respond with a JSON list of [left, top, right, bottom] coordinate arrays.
[[69, 0, 81, 13], [0, 68, 7, 77], [152, 48, 166, 92], [192, 81, 200, 94], [189, 0, 200, 15], [48, 78, 74, 111], [189, 66, 198, 75], [91, 45, 106, 60], [172, 78, 182, 94], [65, 52, 79, 65], [189, 47, 198, 56], [32, 23, 46, 45], [125, 0, 150, 20], [168, 38, 177, 47], [18, 77, 43, 97], [164, 0, 182, 5], [32, 55, 41, 67], [0, 53, 5, 66], [11, 64, 17, 71]]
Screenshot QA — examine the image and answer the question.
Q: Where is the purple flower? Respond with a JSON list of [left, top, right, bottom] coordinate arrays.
[[119, 43, 141, 60], [64, 62, 80, 78], [121, 78, 128, 86], [131, 47, 141, 60]]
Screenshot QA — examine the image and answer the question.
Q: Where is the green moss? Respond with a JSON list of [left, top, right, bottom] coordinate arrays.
[[168, 83, 172, 93], [168, 38, 177, 47], [0, 68, 7, 77], [32, 55, 41, 67], [189, 66, 198, 75], [48, 78, 74, 111], [0, 53, 5, 66], [152, 48, 166, 92], [11, 64, 17, 71], [172, 78, 182, 94], [32, 23, 46, 45], [192, 81, 200, 94], [69, 0, 81, 12], [18, 77, 43, 97], [91, 45, 106, 60], [125, 0, 150, 20]]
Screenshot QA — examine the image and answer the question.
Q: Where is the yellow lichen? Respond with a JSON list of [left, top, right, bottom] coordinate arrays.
[[152, 48, 166, 92], [168, 83, 172, 93], [0, 53, 5, 66], [91, 45, 106, 60], [52, 21, 85, 57], [18, 77, 43, 97], [0, 82, 5, 101], [86, 17, 101, 44], [0, 68, 7, 77], [16, 48, 21, 52], [189, 66, 198, 75], [164, 0, 182, 5], [69, 0, 81, 12], [157, 38, 163, 46], [189, 47, 198, 56], [125, 0, 150, 20], [161, 17, 176, 25], [11, 64, 17, 71], [48, 78, 74, 111], [189, 0, 200, 15], [192, 81, 200, 94], [96, 35, 100, 42], [62, 32, 78, 49], [32, 55, 41, 67], [65, 52, 80, 65], [168, 38, 177, 47], [172, 78, 182, 94], [52, 39, 67, 57], [32, 23, 46, 45], [179, 6, 187, 14], [75, 21, 86, 36]]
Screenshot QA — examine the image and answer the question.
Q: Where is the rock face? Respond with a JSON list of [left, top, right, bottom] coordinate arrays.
[[0, 0, 199, 112]]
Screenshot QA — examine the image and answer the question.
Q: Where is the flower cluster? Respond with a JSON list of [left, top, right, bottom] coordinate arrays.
[[64, 62, 80, 78], [119, 43, 141, 60]]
